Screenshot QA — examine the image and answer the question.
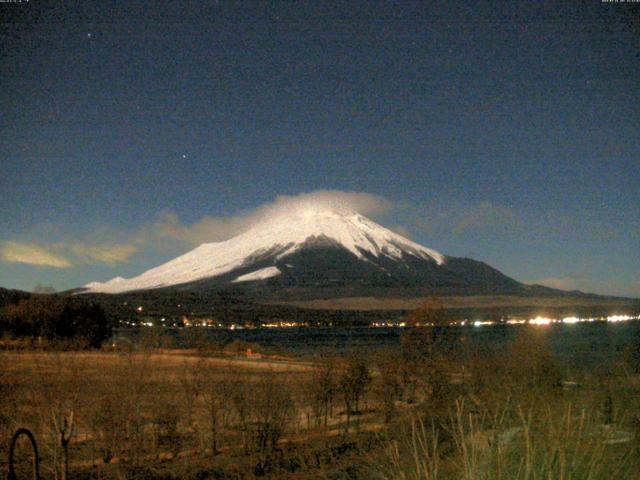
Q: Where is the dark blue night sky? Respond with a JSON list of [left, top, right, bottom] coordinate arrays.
[[1, 1, 638, 296]]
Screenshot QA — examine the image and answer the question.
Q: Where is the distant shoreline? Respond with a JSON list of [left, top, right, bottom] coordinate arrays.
[[267, 294, 636, 311]]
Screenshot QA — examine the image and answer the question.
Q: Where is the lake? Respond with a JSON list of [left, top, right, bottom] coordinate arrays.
[[116, 320, 640, 366]]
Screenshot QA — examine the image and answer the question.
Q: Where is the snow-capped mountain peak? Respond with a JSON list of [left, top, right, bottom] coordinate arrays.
[[82, 206, 445, 294]]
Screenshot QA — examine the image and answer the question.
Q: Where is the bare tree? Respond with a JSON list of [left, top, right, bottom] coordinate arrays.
[[307, 359, 337, 429], [338, 352, 371, 432], [373, 349, 404, 423], [229, 372, 295, 473], [200, 366, 234, 456], [115, 349, 153, 466], [178, 359, 204, 431], [30, 355, 85, 480], [90, 390, 125, 464]]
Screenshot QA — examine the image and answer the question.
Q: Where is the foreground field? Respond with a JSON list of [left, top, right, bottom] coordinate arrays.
[[1, 348, 383, 479], [2, 328, 640, 479]]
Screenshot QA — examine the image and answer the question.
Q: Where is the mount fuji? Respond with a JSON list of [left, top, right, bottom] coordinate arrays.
[[82, 205, 525, 297]]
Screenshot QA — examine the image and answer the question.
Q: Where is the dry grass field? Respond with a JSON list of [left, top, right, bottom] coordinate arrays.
[[0, 347, 383, 479]]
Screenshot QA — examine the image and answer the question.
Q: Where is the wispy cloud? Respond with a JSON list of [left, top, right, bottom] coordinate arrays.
[[267, 191, 393, 217], [153, 212, 251, 245], [69, 243, 138, 266], [0, 241, 138, 268], [0, 242, 72, 268]]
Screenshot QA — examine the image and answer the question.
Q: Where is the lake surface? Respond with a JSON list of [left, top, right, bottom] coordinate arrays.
[[117, 321, 640, 366]]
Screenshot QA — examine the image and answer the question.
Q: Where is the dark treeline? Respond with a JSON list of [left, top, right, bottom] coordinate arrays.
[[0, 294, 113, 347], [2, 287, 638, 331]]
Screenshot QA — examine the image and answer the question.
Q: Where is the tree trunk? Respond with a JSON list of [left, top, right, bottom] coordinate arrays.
[[210, 408, 219, 456], [61, 441, 69, 480]]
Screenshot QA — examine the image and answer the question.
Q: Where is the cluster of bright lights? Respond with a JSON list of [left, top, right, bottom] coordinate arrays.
[[370, 314, 640, 328], [366, 314, 640, 328], [474, 320, 495, 327], [371, 321, 394, 327], [263, 322, 306, 328], [562, 316, 580, 324], [529, 316, 553, 325], [130, 313, 640, 329], [607, 315, 634, 322], [467, 314, 640, 327]]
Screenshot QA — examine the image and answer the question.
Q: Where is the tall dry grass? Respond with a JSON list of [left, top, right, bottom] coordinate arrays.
[[371, 326, 640, 480], [375, 398, 638, 480]]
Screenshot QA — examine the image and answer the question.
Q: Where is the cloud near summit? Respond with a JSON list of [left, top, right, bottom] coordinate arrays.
[[154, 190, 394, 246]]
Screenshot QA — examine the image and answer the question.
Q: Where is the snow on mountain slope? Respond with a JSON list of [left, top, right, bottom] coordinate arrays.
[[232, 266, 281, 283], [83, 205, 445, 294]]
